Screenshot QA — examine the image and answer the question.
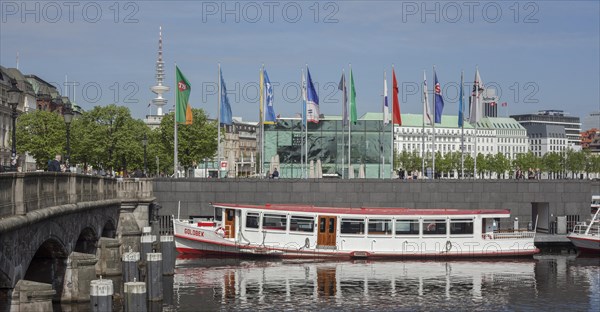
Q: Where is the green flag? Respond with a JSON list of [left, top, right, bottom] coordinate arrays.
[[176, 66, 192, 124], [350, 69, 357, 124]]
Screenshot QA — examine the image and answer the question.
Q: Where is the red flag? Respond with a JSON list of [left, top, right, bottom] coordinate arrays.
[[392, 69, 401, 125]]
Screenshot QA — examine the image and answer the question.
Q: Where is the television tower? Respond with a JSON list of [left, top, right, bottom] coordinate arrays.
[[151, 26, 169, 116]]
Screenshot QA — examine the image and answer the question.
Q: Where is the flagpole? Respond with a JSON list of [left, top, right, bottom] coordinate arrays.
[[390, 66, 395, 179], [474, 66, 479, 179], [460, 70, 465, 179], [300, 68, 304, 179], [341, 69, 346, 179], [304, 65, 308, 179], [380, 70, 385, 179], [260, 64, 265, 179], [421, 70, 426, 177], [174, 63, 178, 178], [432, 66, 436, 179], [348, 63, 352, 179], [217, 63, 222, 178]]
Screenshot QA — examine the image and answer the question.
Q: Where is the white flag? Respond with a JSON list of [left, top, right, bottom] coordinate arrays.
[[470, 68, 484, 123]]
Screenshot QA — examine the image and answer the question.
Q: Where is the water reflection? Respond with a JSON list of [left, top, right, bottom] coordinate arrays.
[[168, 255, 599, 311]]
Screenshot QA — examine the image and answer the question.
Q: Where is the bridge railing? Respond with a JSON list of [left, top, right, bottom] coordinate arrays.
[[116, 178, 154, 199], [0, 172, 118, 217]]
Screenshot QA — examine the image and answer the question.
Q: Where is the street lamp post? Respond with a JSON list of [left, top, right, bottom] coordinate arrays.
[[63, 100, 74, 172], [7, 79, 23, 172], [142, 133, 148, 176]]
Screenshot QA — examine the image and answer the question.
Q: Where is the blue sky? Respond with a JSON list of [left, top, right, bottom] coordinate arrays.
[[1, 1, 599, 123]]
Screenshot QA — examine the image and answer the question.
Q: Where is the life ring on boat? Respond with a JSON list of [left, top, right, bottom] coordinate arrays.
[[215, 227, 226, 237], [445, 240, 452, 252], [427, 223, 436, 232]]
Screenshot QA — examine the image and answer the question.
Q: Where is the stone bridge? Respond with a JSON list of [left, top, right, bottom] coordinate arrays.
[[0, 173, 153, 304]]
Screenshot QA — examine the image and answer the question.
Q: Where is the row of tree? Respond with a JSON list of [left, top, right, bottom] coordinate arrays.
[[395, 149, 600, 179], [16, 104, 218, 174], [16, 103, 600, 178]]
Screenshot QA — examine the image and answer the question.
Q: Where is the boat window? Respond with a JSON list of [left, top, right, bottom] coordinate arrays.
[[263, 214, 287, 231], [395, 219, 419, 235], [423, 219, 447, 235], [290, 215, 314, 233], [245, 212, 259, 229], [340, 218, 365, 234], [368, 219, 392, 235], [450, 219, 474, 235], [214, 207, 223, 222]]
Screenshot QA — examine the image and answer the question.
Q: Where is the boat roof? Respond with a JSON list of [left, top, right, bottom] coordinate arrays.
[[212, 203, 510, 216]]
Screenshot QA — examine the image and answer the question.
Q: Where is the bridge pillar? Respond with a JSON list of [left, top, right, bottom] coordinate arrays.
[[61, 252, 98, 303], [95, 238, 122, 277], [68, 175, 78, 204], [13, 174, 25, 215], [118, 202, 143, 255], [10, 280, 55, 312]]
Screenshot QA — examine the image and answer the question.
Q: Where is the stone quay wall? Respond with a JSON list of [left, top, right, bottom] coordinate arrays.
[[154, 179, 596, 227]]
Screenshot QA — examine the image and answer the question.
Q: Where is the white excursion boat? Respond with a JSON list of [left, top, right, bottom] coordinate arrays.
[[568, 209, 600, 254], [173, 203, 540, 259]]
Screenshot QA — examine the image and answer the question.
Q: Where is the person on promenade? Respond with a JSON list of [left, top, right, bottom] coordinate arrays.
[[272, 168, 279, 179], [48, 155, 61, 172]]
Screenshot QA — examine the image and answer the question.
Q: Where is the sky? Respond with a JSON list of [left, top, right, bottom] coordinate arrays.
[[1, 0, 599, 124]]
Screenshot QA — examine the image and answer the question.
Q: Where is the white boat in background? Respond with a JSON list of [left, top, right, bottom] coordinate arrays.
[[173, 203, 540, 259], [568, 209, 600, 254]]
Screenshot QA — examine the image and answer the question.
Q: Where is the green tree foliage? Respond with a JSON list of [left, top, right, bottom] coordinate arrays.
[[396, 150, 423, 174], [15, 110, 66, 168], [435, 151, 452, 176], [157, 108, 218, 173], [476, 153, 487, 177], [490, 153, 511, 179], [565, 149, 585, 178], [542, 152, 562, 179], [514, 152, 541, 173], [70, 104, 147, 172], [464, 154, 474, 178]]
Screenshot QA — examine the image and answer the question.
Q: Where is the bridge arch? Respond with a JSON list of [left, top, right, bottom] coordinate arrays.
[[74, 227, 98, 254], [23, 237, 68, 301], [102, 219, 117, 238]]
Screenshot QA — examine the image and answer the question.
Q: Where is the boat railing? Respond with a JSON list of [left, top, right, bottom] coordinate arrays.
[[571, 223, 588, 235], [482, 230, 536, 240]]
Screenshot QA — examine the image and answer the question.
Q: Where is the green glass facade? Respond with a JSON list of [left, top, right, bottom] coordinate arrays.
[[264, 118, 392, 178]]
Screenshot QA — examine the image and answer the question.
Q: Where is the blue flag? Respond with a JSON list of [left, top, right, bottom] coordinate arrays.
[[220, 68, 233, 125], [264, 70, 276, 124], [458, 71, 464, 127], [434, 71, 444, 123], [306, 67, 320, 123]]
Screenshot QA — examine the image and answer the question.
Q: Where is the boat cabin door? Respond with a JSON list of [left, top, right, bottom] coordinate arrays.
[[224, 209, 236, 239], [317, 216, 337, 248]]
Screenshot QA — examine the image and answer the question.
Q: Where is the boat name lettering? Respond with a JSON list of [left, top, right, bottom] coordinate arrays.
[[184, 228, 205, 237]]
